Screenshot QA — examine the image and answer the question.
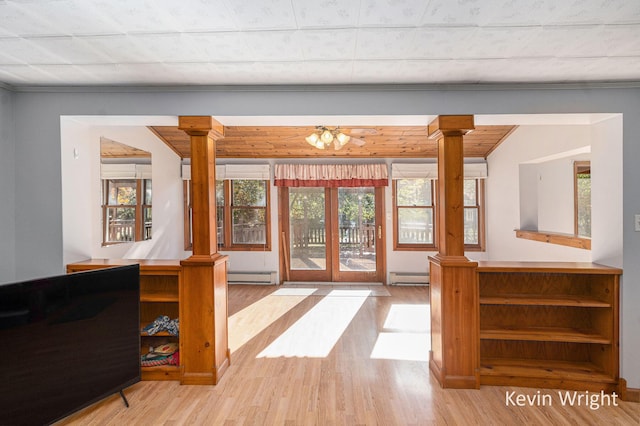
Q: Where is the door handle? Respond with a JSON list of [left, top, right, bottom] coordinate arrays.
[[378, 225, 382, 239]]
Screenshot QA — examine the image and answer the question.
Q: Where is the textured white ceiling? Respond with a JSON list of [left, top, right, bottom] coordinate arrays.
[[0, 0, 639, 87]]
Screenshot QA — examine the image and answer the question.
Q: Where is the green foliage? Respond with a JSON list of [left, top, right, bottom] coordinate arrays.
[[290, 188, 325, 221], [107, 180, 136, 205], [577, 173, 591, 237], [232, 180, 266, 206], [339, 189, 375, 225], [288, 187, 376, 226], [397, 179, 431, 206]]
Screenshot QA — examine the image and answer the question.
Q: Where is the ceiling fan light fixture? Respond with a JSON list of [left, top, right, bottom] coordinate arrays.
[[305, 133, 319, 146], [320, 129, 334, 144], [306, 126, 363, 150], [336, 132, 350, 146]]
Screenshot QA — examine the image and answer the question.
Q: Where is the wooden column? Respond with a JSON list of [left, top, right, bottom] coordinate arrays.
[[178, 116, 230, 385], [427, 115, 480, 389]]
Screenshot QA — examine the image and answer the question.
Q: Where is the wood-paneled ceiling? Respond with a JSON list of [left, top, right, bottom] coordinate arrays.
[[100, 137, 151, 159], [149, 125, 516, 159]]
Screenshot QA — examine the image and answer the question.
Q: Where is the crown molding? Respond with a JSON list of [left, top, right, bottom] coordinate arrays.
[[6, 81, 640, 94], [0, 81, 16, 91]]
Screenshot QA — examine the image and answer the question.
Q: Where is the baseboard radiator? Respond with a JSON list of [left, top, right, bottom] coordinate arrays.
[[389, 272, 430, 286], [227, 271, 277, 285]]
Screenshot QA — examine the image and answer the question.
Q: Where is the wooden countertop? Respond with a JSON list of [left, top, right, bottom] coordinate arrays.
[[477, 261, 622, 274], [66, 258, 183, 273]]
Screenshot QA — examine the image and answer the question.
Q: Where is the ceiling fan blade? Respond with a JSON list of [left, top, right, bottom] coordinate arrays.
[[347, 128, 377, 135], [350, 137, 366, 146]]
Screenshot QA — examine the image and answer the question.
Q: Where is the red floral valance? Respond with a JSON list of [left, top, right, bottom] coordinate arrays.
[[274, 164, 388, 187]]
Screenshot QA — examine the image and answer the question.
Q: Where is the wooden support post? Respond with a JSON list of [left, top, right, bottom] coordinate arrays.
[[427, 115, 480, 389], [178, 116, 230, 385]]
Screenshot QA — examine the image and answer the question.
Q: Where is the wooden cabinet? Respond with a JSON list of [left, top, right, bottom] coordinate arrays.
[[477, 262, 621, 392], [67, 259, 182, 381]]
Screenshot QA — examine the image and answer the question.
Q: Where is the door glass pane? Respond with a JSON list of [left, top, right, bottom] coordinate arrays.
[[290, 188, 326, 270], [338, 187, 376, 272]]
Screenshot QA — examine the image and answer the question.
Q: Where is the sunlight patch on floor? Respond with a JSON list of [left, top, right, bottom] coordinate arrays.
[[371, 303, 430, 361], [370, 332, 430, 361], [228, 288, 317, 353], [383, 304, 430, 332], [270, 288, 320, 297], [256, 289, 371, 358]]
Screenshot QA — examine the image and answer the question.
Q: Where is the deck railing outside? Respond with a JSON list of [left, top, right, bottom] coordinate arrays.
[[291, 224, 376, 249]]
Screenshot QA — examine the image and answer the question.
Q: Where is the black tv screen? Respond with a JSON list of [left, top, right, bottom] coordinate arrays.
[[0, 265, 141, 425]]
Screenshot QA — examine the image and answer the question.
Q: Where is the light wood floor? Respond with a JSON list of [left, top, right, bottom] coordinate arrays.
[[58, 285, 639, 425]]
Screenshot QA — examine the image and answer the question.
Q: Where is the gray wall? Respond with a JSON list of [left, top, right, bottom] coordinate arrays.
[[0, 87, 15, 282], [5, 84, 640, 388]]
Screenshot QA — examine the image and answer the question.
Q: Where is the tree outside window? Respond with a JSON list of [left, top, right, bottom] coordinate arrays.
[[231, 180, 267, 245], [574, 162, 591, 238]]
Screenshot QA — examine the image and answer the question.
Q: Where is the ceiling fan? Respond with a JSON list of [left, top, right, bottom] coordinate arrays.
[[304, 126, 374, 150]]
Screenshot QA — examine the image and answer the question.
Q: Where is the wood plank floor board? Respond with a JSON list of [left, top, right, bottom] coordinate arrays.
[[56, 285, 639, 425]]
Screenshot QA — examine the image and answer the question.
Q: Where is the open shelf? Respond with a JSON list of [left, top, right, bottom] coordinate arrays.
[[140, 289, 179, 303], [480, 327, 610, 344], [477, 261, 621, 392], [480, 357, 616, 383], [480, 294, 610, 308], [140, 327, 178, 338], [141, 365, 181, 381]]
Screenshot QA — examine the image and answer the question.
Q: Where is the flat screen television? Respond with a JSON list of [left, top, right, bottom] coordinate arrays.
[[0, 264, 141, 425]]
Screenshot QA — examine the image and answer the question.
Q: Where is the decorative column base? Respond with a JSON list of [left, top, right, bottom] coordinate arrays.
[[428, 254, 479, 389], [180, 253, 230, 385]]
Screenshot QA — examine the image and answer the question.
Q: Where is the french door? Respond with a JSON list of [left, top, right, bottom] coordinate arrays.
[[280, 186, 385, 283]]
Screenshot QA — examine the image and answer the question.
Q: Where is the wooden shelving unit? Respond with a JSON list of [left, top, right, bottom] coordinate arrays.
[[67, 259, 183, 382], [477, 261, 621, 392]]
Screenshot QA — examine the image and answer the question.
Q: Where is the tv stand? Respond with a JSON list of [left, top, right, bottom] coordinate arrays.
[[67, 259, 183, 381], [119, 390, 129, 408], [67, 257, 231, 385]]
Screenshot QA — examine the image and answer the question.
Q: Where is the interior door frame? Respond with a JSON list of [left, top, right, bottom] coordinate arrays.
[[278, 186, 386, 284]]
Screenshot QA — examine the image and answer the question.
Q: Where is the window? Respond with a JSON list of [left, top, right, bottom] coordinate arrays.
[[574, 161, 591, 237], [393, 178, 436, 249], [102, 178, 152, 245], [184, 179, 270, 251], [393, 177, 485, 251], [463, 178, 484, 249], [230, 180, 268, 245]]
